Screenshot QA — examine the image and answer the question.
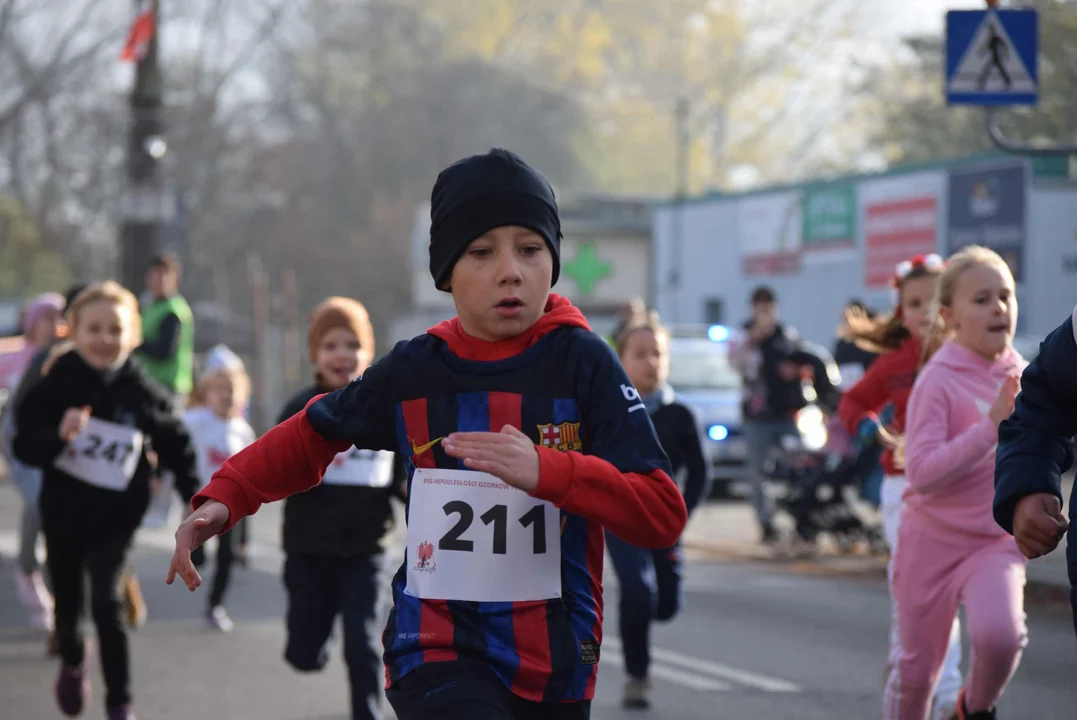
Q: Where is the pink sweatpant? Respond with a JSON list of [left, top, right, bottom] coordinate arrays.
[[883, 513, 1028, 720]]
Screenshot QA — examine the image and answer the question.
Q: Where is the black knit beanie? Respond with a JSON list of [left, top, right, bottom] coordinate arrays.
[[429, 148, 562, 291]]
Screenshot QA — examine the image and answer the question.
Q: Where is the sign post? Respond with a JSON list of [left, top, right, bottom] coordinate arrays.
[[945, 2, 1077, 157]]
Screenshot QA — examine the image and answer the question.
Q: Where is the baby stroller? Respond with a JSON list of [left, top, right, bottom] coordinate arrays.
[[764, 414, 888, 554], [761, 344, 887, 554]]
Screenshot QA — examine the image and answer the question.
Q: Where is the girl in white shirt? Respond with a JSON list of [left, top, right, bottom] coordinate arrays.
[[182, 351, 256, 632]]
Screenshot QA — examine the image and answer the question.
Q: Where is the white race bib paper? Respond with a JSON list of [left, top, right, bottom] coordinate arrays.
[[404, 468, 561, 603], [54, 417, 144, 492], [322, 447, 394, 487]]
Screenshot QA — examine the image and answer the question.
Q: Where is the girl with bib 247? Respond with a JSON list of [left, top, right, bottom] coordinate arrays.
[[14, 282, 200, 720]]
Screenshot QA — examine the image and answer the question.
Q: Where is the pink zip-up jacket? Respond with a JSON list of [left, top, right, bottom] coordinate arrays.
[[904, 340, 1027, 538]]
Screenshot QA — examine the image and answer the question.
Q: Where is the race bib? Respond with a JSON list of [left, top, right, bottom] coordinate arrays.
[[321, 447, 393, 487], [54, 417, 144, 492], [404, 468, 561, 603]]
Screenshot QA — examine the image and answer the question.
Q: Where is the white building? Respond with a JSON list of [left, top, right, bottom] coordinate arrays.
[[652, 153, 1077, 347]]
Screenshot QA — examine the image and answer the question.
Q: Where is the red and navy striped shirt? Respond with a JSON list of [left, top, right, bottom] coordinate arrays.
[[194, 295, 687, 703]]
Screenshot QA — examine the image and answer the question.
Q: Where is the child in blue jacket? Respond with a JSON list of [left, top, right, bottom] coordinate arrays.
[[993, 305, 1075, 636]]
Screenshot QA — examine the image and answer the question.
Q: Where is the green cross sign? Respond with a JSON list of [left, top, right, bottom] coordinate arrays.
[[562, 242, 612, 296]]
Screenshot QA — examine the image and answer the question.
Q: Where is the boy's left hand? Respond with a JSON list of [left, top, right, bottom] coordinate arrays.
[[443, 426, 540, 492], [1012, 492, 1069, 559]]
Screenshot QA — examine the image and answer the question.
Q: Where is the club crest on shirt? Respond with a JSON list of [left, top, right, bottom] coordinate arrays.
[[537, 422, 583, 452], [413, 540, 436, 573]]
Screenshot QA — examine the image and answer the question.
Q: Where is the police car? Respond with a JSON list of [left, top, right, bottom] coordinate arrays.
[[665, 325, 749, 497]]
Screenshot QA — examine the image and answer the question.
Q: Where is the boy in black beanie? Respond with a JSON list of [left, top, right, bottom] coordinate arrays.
[[169, 148, 688, 720], [994, 305, 1076, 637]]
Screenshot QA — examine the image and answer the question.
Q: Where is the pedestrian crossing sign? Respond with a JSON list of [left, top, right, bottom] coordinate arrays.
[[945, 9, 1038, 106]]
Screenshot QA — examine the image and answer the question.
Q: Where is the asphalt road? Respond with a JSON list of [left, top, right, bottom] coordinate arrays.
[[1, 497, 1073, 719]]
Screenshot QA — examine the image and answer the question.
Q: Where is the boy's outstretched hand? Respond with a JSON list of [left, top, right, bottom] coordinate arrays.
[[1012, 492, 1069, 559], [444, 425, 540, 492], [167, 500, 230, 591]]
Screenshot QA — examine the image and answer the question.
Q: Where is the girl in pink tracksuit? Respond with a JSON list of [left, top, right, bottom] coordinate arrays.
[[883, 246, 1027, 720]]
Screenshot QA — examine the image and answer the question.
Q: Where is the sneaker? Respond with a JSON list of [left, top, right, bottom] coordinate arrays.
[[15, 570, 55, 629], [206, 605, 234, 633], [622, 677, 650, 709], [107, 705, 136, 720], [122, 573, 148, 629], [956, 689, 997, 719], [55, 662, 90, 717], [761, 523, 779, 546]]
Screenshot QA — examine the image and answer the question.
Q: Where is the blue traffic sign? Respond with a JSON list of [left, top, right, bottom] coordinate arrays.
[[945, 9, 1038, 106]]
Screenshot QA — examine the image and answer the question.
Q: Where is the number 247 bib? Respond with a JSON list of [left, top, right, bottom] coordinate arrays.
[[54, 417, 144, 492], [404, 468, 561, 603]]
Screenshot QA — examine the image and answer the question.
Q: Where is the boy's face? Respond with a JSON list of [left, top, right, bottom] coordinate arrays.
[[146, 267, 178, 298], [751, 300, 777, 329], [448, 226, 553, 342], [314, 327, 368, 390]]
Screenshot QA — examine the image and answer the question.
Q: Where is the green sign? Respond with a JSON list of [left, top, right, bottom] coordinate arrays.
[[1031, 155, 1071, 179], [562, 242, 612, 296], [802, 184, 856, 248]]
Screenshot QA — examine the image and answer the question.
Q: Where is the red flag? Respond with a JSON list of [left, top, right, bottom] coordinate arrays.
[[120, 9, 155, 62]]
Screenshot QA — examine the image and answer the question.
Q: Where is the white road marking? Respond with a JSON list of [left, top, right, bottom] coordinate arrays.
[[600, 648, 733, 692], [1, 527, 798, 695], [603, 638, 801, 693]]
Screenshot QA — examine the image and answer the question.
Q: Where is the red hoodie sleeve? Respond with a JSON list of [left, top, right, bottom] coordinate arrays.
[[531, 334, 687, 549], [838, 353, 893, 435], [193, 355, 400, 531], [192, 406, 350, 531], [532, 450, 684, 548]]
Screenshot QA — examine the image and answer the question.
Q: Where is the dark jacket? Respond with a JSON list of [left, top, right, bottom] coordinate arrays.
[[739, 322, 837, 420], [649, 387, 711, 517], [13, 348, 199, 539], [832, 338, 878, 387], [278, 383, 407, 558], [994, 307, 1077, 637]]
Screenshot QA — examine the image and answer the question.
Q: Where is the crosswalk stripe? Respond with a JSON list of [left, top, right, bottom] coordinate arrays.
[[600, 648, 733, 692], [603, 638, 801, 693]]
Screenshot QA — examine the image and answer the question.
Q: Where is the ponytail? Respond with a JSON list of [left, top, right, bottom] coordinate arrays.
[[842, 309, 909, 354]]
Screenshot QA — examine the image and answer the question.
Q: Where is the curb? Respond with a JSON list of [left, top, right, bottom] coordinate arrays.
[[683, 536, 888, 580], [684, 536, 1071, 605]]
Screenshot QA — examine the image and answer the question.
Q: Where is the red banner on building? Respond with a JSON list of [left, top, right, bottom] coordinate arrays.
[[864, 196, 938, 287]]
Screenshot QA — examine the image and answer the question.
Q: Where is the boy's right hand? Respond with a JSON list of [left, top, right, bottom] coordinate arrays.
[[59, 406, 91, 442], [988, 374, 1021, 427], [1012, 492, 1069, 559], [167, 500, 230, 591]]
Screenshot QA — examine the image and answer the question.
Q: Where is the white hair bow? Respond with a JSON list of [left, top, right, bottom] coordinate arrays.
[[890, 253, 944, 305]]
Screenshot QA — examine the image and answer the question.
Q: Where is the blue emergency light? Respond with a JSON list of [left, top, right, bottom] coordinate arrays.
[[708, 424, 729, 441], [707, 325, 730, 343]]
